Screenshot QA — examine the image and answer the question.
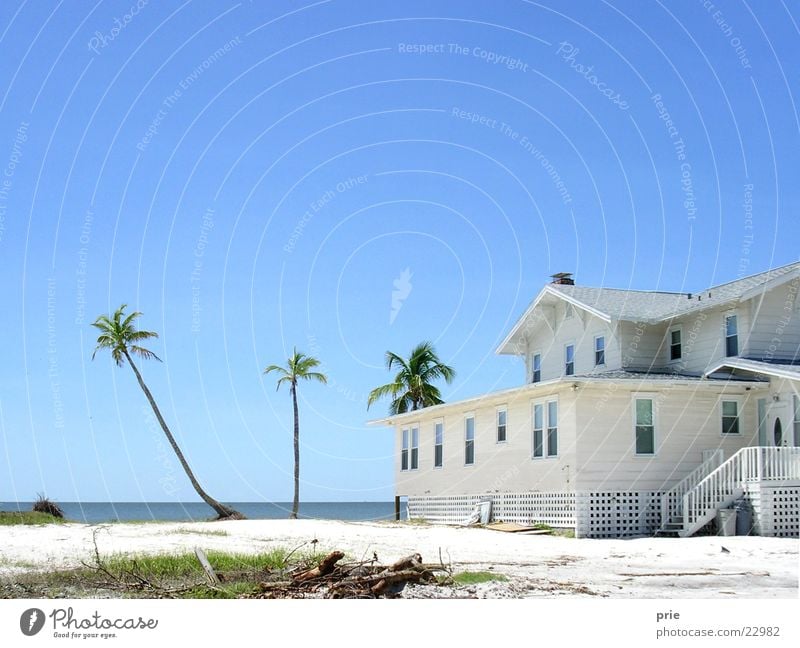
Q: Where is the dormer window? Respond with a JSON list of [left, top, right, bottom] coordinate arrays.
[[594, 335, 605, 366], [531, 352, 541, 383], [669, 327, 682, 361], [725, 314, 738, 357], [564, 303, 574, 319]]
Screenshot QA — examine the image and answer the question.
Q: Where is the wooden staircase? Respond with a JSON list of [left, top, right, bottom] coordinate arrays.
[[658, 447, 800, 538], [656, 450, 723, 537]]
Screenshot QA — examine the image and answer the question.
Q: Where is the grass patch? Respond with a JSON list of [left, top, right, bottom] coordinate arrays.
[[0, 511, 66, 526], [404, 517, 430, 526], [103, 548, 292, 580], [451, 571, 507, 586]]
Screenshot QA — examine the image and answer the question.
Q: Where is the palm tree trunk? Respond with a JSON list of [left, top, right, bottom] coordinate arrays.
[[123, 350, 243, 520], [291, 382, 300, 519]]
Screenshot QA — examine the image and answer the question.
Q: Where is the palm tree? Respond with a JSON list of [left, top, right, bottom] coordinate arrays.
[[367, 341, 456, 414], [92, 305, 243, 520], [263, 349, 327, 519]]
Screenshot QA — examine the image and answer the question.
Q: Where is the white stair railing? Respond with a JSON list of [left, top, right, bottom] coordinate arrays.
[[682, 446, 800, 537], [660, 449, 724, 528]]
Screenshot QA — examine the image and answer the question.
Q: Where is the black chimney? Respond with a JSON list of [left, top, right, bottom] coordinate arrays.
[[551, 272, 575, 286]]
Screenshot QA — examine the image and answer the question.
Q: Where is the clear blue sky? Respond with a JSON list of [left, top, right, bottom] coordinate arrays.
[[0, 1, 797, 503]]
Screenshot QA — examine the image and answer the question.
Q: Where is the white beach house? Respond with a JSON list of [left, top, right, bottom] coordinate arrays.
[[369, 264, 800, 538]]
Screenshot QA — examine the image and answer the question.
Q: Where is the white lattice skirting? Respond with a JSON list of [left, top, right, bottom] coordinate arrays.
[[745, 483, 800, 538], [407, 488, 800, 538], [407, 492, 576, 528], [407, 491, 661, 537]]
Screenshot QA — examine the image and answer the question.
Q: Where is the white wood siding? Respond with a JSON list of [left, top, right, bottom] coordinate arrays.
[[574, 383, 764, 491], [523, 302, 618, 382], [618, 320, 667, 370], [395, 387, 577, 496], [743, 280, 800, 360]]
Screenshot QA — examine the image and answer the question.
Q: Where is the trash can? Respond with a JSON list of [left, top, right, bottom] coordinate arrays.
[[734, 499, 753, 535], [716, 509, 737, 536]]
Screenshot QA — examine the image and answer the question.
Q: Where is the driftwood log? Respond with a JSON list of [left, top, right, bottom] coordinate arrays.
[[254, 550, 447, 598], [293, 551, 345, 583]]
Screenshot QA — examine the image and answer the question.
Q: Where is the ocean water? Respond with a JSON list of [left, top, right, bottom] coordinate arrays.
[[1, 501, 400, 524]]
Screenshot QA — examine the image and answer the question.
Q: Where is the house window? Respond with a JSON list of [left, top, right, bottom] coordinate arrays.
[[565, 303, 574, 319], [634, 397, 655, 455], [465, 415, 475, 465], [794, 396, 800, 446], [531, 353, 541, 383], [401, 428, 409, 471], [547, 400, 558, 456], [725, 314, 738, 357], [565, 344, 575, 376], [532, 403, 544, 458], [410, 427, 419, 469], [594, 335, 605, 366], [757, 398, 767, 446], [496, 409, 507, 443], [434, 421, 443, 468], [670, 327, 682, 361], [721, 400, 740, 435]]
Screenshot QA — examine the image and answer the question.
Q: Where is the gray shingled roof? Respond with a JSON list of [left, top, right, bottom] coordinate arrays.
[[705, 358, 800, 381], [550, 262, 800, 323], [575, 368, 764, 382]]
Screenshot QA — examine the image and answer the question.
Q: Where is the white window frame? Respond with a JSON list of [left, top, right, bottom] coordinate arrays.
[[410, 425, 420, 470], [433, 418, 444, 469], [794, 395, 800, 447], [546, 399, 559, 457], [531, 401, 545, 459], [632, 393, 657, 457], [531, 351, 542, 384], [496, 406, 508, 444], [594, 334, 606, 367], [757, 398, 768, 446], [400, 428, 410, 471], [720, 396, 742, 437], [564, 343, 575, 376], [464, 412, 476, 466], [668, 325, 682, 363], [724, 311, 739, 358]]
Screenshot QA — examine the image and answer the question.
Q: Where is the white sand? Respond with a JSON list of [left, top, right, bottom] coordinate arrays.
[[1, 520, 797, 598]]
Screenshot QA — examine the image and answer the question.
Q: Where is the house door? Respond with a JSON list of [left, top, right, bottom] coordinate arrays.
[[767, 401, 794, 447]]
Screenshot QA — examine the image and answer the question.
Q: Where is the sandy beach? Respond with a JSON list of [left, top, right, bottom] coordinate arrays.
[[1, 520, 797, 598]]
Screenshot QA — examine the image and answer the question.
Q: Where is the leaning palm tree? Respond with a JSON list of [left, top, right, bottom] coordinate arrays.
[[92, 305, 243, 520], [263, 349, 327, 519], [367, 341, 455, 415]]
